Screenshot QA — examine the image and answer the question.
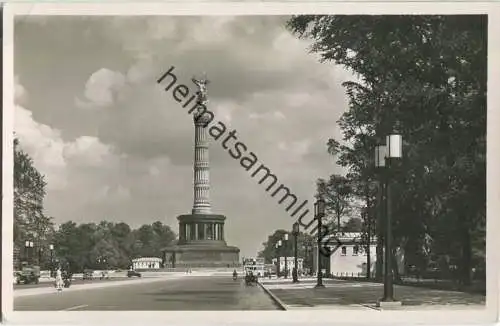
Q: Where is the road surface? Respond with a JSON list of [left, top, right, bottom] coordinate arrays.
[[14, 275, 280, 310], [13, 277, 132, 289]]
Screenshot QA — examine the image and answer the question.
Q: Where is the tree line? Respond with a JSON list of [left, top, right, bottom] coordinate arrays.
[[284, 15, 486, 284], [14, 138, 177, 272]]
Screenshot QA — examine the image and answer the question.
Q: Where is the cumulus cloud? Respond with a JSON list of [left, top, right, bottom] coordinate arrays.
[[76, 68, 126, 108], [14, 77, 119, 192], [64, 136, 113, 167]]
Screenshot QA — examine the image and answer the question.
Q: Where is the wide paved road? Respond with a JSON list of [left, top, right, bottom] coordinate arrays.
[[13, 277, 130, 289], [14, 276, 280, 311]]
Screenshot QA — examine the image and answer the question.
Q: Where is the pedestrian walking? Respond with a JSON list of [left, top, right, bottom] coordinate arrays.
[[55, 267, 63, 292]]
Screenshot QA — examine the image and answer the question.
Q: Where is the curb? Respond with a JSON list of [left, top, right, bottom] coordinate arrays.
[[257, 280, 288, 311]]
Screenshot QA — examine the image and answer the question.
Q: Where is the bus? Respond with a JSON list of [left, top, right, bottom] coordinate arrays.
[[243, 258, 265, 277]]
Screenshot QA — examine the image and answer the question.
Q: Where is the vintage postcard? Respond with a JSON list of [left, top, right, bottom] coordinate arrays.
[[2, 2, 499, 325]]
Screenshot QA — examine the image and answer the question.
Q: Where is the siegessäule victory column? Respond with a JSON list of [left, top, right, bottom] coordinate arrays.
[[161, 74, 240, 268]]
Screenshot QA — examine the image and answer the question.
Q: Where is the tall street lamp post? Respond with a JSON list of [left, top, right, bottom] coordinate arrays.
[[314, 196, 326, 289], [375, 143, 386, 282], [25, 240, 34, 265], [292, 222, 300, 283], [49, 244, 54, 277], [283, 233, 289, 279], [376, 130, 403, 307], [277, 240, 282, 277]]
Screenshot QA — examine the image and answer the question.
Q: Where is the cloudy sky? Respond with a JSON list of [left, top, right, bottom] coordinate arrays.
[[14, 15, 353, 257]]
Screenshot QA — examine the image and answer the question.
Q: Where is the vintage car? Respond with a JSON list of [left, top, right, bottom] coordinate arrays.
[[127, 270, 142, 278], [16, 265, 40, 285], [245, 272, 258, 286]]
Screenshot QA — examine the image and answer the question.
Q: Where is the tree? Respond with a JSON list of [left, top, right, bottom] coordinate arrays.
[[317, 174, 353, 232], [52, 220, 177, 271], [13, 138, 54, 267], [258, 229, 315, 270], [343, 217, 363, 232], [287, 15, 486, 285]]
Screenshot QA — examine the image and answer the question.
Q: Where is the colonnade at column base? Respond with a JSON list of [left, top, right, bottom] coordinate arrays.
[[160, 213, 240, 268]]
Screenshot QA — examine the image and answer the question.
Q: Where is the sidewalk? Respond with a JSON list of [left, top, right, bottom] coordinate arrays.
[[258, 278, 486, 311], [14, 273, 190, 298]]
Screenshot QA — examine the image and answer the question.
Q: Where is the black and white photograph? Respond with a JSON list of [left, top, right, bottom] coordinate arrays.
[[2, 2, 499, 325]]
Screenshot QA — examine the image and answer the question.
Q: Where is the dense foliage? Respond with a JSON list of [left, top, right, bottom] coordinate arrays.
[[53, 220, 176, 272], [14, 138, 55, 266], [287, 15, 486, 284], [257, 229, 315, 265]]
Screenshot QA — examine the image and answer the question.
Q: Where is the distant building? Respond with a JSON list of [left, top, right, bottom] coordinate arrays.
[[312, 232, 405, 278], [313, 232, 377, 277], [132, 257, 162, 270], [271, 257, 304, 275]]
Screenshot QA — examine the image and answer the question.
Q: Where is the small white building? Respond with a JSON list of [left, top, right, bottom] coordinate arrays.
[[271, 257, 304, 274], [132, 257, 162, 270], [312, 232, 405, 278], [313, 232, 378, 277]]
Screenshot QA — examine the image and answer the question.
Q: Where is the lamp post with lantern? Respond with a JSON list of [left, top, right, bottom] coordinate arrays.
[[283, 233, 289, 279], [375, 142, 386, 282], [25, 240, 34, 265], [49, 244, 55, 277], [314, 196, 326, 288], [276, 240, 282, 277], [375, 129, 403, 306], [292, 222, 300, 283]]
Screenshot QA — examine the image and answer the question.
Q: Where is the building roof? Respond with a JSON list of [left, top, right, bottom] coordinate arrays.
[[271, 257, 304, 262], [132, 257, 162, 262], [319, 232, 377, 245]]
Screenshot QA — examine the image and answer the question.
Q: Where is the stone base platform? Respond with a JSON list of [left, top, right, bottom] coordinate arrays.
[[163, 243, 240, 268]]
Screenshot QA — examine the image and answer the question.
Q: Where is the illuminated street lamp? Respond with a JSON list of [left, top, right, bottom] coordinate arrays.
[[375, 129, 403, 306], [292, 222, 300, 283], [49, 244, 54, 277], [314, 196, 326, 288], [25, 240, 34, 265], [275, 242, 281, 277]]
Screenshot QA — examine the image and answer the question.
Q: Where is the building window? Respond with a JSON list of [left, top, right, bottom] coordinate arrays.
[[353, 246, 359, 256], [341, 246, 347, 256]]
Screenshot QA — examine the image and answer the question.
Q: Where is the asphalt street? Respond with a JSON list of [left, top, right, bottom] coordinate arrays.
[[14, 276, 280, 310], [13, 277, 132, 290]]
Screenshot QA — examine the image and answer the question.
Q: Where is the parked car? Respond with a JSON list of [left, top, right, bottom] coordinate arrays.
[[16, 265, 40, 285], [127, 270, 142, 278]]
